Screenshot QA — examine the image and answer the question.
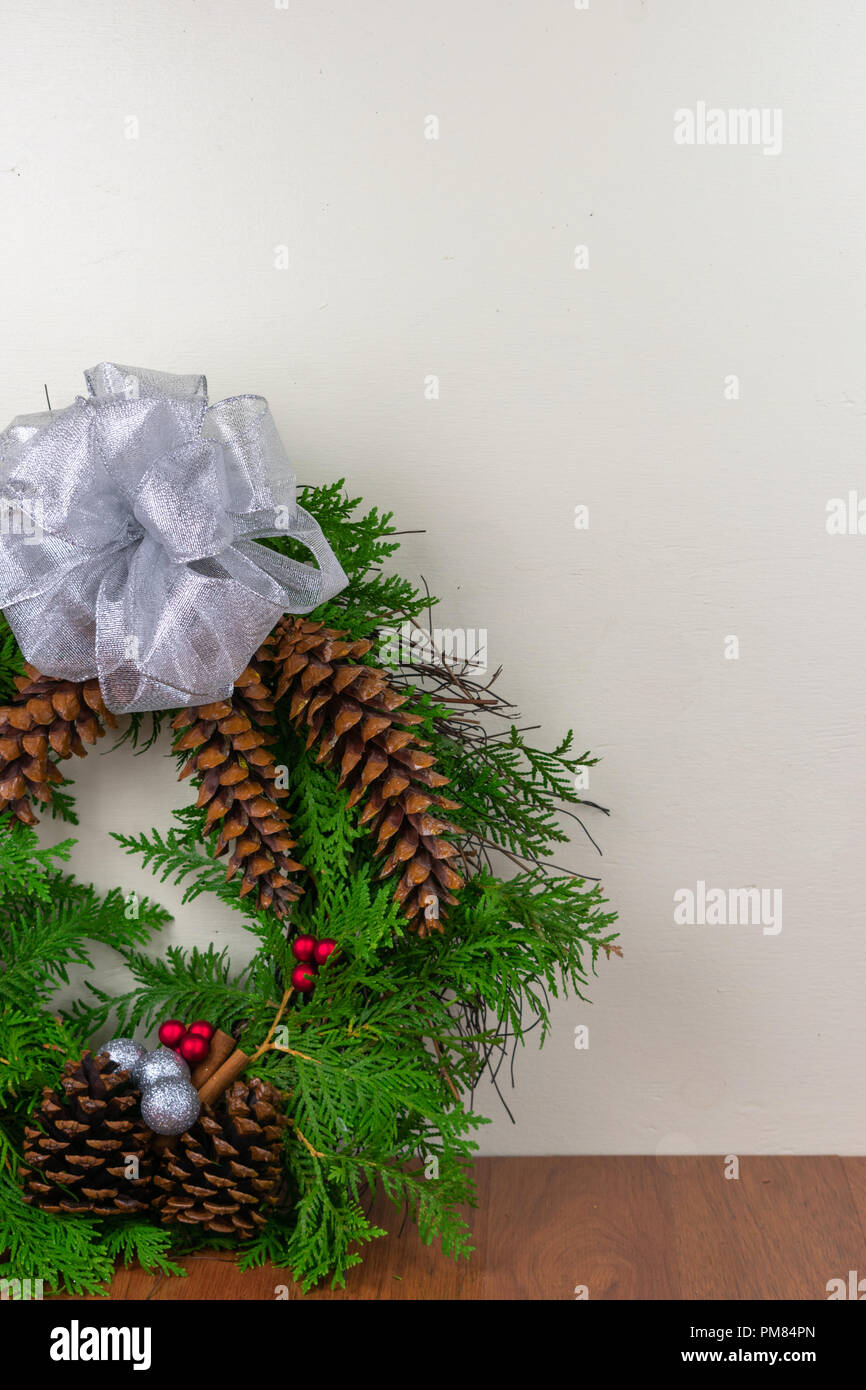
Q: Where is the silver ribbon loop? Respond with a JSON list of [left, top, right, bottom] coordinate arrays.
[[0, 363, 348, 714]]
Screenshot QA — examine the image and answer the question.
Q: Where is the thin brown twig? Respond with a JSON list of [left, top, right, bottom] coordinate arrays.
[[271, 1043, 315, 1060], [290, 1121, 326, 1159], [431, 1039, 460, 1102], [249, 987, 293, 1064], [246, 989, 319, 1069]]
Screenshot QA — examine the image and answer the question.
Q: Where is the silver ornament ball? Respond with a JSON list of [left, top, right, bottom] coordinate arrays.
[[134, 1045, 190, 1088], [100, 1037, 146, 1075], [140, 1078, 201, 1137]]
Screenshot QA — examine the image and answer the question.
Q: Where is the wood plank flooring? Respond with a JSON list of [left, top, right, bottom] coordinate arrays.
[[80, 1156, 866, 1301]]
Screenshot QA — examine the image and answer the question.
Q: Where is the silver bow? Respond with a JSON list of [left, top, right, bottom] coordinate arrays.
[[0, 363, 347, 714]]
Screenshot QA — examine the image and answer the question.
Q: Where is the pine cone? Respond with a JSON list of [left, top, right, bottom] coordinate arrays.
[[264, 617, 463, 935], [0, 666, 116, 825], [20, 1051, 154, 1216], [152, 1077, 288, 1236], [172, 663, 303, 917]]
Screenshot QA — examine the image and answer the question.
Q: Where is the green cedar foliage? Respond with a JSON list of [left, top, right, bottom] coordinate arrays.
[[0, 481, 617, 1295]]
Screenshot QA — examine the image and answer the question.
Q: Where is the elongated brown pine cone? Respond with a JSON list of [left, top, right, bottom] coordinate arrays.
[[152, 1077, 288, 1236], [172, 662, 303, 917], [0, 665, 116, 824], [20, 1051, 154, 1216], [263, 617, 463, 935]]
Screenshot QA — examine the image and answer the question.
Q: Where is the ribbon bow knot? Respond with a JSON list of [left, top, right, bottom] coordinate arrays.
[[0, 363, 347, 714]]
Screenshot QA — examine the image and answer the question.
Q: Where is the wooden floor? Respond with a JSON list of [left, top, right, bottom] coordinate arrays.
[[92, 1156, 865, 1301]]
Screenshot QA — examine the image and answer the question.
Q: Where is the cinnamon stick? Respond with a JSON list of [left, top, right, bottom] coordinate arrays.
[[190, 1028, 236, 1089], [196, 1046, 251, 1108]]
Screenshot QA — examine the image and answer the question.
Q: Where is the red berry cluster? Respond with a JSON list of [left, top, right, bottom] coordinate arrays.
[[290, 935, 336, 993], [157, 1018, 215, 1067]]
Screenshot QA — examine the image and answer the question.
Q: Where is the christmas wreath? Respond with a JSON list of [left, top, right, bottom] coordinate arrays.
[[0, 365, 617, 1294]]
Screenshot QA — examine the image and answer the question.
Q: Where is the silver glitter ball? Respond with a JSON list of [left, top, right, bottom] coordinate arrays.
[[100, 1037, 146, 1075], [134, 1046, 190, 1088], [140, 1078, 201, 1137]]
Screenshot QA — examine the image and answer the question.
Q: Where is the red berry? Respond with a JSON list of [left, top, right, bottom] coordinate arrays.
[[291, 935, 317, 963], [158, 1019, 186, 1049], [290, 962, 317, 993], [314, 938, 337, 965], [178, 1033, 209, 1066], [187, 1020, 215, 1041]]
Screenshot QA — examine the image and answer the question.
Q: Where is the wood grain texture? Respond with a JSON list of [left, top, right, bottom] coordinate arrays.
[[60, 1156, 865, 1301], [840, 1155, 866, 1244]]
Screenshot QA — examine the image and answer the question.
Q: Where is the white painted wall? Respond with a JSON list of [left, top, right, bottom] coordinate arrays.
[[2, 0, 864, 1154]]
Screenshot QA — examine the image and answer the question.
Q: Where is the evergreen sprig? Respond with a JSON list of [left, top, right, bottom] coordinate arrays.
[[0, 615, 25, 702], [0, 822, 75, 901]]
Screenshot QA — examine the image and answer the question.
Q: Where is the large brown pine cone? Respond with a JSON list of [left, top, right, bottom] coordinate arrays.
[[171, 662, 304, 917], [20, 1051, 154, 1216], [152, 1077, 288, 1236], [0, 666, 116, 824], [262, 617, 464, 935]]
